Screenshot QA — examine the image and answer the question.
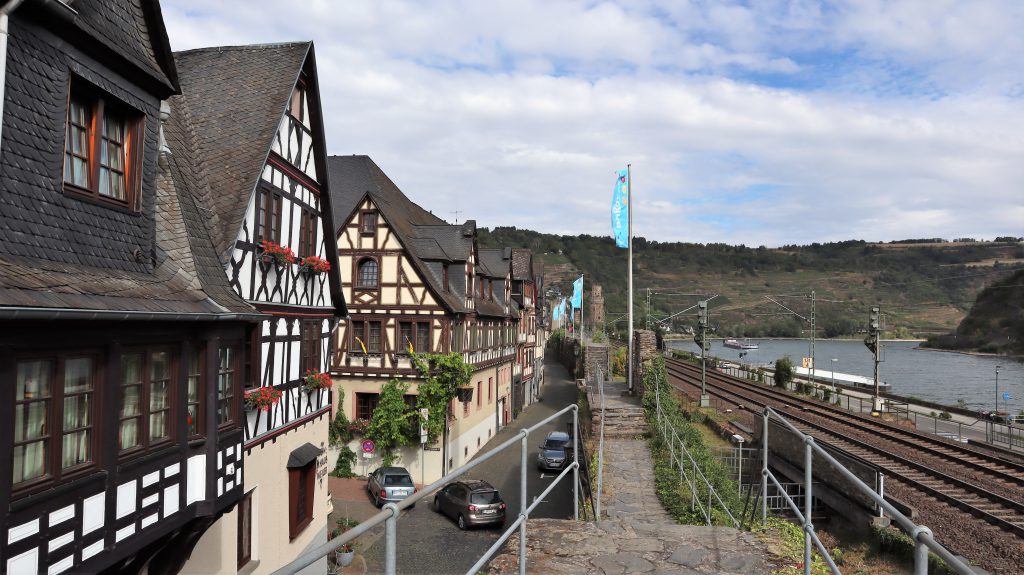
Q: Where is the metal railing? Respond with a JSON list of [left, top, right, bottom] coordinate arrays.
[[653, 383, 740, 528], [760, 406, 977, 575], [273, 404, 581, 575]]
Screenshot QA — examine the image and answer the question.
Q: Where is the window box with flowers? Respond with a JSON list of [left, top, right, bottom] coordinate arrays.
[[299, 255, 331, 275], [259, 240, 296, 268], [244, 386, 283, 411], [348, 418, 370, 436], [303, 369, 332, 393]]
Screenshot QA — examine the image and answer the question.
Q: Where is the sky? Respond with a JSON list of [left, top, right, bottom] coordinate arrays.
[[162, 1, 1024, 247]]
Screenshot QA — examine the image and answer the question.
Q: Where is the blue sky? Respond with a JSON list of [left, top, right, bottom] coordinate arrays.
[[163, 0, 1024, 247]]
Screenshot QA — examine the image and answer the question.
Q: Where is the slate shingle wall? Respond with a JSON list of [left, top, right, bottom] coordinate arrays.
[[1, 17, 160, 274]]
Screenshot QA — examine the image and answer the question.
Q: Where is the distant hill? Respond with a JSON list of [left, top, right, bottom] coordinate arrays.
[[477, 227, 1024, 339], [925, 268, 1024, 355]]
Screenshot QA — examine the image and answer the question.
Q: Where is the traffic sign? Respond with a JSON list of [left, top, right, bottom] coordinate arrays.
[[361, 439, 375, 454], [1003, 392, 1011, 401]]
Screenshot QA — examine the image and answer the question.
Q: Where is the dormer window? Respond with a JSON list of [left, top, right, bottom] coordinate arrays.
[[360, 211, 377, 235], [63, 82, 142, 208], [442, 265, 449, 292], [357, 258, 379, 289]]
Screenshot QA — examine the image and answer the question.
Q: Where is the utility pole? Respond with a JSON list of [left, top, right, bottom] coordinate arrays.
[[864, 306, 883, 413], [645, 288, 651, 331], [809, 290, 816, 396], [696, 300, 710, 407]]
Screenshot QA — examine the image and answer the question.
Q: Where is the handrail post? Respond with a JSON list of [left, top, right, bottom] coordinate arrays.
[[383, 503, 398, 574], [572, 405, 579, 521], [804, 435, 814, 575], [761, 408, 768, 525], [912, 526, 932, 575], [519, 429, 528, 575]]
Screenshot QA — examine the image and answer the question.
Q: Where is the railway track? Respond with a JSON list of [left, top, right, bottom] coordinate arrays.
[[663, 357, 1024, 538]]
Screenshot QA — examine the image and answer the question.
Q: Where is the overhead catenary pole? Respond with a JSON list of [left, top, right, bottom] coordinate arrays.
[[627, 164, 634, 394], [810, 290, 816, 395]]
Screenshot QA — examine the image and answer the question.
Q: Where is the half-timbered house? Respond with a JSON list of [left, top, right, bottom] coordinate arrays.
[[328, 155, 515, 482], [0, 1, 263, 573], [166, 42, 346, 573], [510, 249, 542, 412]]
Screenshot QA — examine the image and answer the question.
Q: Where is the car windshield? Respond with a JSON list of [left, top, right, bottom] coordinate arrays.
[[470, 490, 501, 505], [542, 439, 568, 450], [384, 474, 413, 486]]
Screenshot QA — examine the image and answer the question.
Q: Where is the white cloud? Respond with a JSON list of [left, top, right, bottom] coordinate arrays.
[[162, 0, 1024, 246]]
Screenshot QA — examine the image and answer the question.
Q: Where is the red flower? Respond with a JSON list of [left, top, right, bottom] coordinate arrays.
[[303, 369, 332, 392], [299, 256, 331, 274], [245, 386, 283, 411], [259, 240, 297, 266]]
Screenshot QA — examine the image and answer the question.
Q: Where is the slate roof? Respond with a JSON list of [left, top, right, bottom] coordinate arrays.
[[511, 248, 533, 281], [329, 155, 477, 313], [171, 42, 311, 262], [478, 248, 508, 279], [65, 0, 178, 94]]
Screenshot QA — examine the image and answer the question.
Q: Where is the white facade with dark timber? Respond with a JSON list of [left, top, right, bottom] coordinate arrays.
[[327, 156, 518, 482], [169, 41, 346, 574]]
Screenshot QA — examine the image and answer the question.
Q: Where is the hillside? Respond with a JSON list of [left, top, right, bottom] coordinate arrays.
[[925, 268, 1024, 355], [477, 227, 1024, 338]]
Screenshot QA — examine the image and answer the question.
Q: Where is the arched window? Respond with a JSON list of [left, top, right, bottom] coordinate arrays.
[[357, 258, 378, 288]]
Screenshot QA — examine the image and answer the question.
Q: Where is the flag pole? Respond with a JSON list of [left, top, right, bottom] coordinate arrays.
[[627, 164, 633, 394]]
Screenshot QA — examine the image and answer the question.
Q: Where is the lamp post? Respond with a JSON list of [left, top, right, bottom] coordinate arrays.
[[830, 358, 838, 392], [995, 365, 1002, 418]]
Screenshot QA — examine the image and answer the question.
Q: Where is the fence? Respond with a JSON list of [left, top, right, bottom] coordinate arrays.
[[273, 404, 581, 575], [652, 383, 740, 528], [759, 406, 977, 575]]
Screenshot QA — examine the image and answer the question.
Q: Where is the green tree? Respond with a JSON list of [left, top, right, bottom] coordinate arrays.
[[366, 379, 413, 466], [774, 356, 794, 389], [411, 352, 473, 443]]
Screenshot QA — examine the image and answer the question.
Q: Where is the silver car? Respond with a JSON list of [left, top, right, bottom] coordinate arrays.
[[367, 466, 416, 507], [536, 431, 571, 471]]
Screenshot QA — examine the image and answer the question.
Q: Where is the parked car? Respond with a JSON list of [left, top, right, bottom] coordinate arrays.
[[536, 430, 572, 471], [432, 479, 506, 529], [367, 466, 416, 507]]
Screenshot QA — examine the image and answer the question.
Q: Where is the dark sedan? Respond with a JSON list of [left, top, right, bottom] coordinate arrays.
[[432, 479, 506, 529]]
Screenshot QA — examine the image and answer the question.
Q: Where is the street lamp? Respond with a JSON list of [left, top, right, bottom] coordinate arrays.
[[830, 358, 838, 391], [995, 365, 1002, 418]]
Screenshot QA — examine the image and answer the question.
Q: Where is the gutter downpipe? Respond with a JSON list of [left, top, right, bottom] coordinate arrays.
[[0, 0, 27, 161]]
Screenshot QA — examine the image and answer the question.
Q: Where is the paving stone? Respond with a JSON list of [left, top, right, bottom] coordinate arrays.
[[590, 552, 656, 574], [488, 392, 773, 575]]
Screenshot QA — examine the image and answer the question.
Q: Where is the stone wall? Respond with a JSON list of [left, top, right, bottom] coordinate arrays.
[[633, 329, 658, 396], [584, 344, 610, 384]]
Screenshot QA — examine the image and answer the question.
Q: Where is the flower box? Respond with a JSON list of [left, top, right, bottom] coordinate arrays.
[[244, 386, 283, 411], [303, 369, 332, 393], [258, 240, 296, 267], [299, 255, 331, 275]]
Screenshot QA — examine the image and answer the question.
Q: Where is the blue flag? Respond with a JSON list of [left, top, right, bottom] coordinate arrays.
[[571, 276, 583, 309], [611, 168, 629, 248]]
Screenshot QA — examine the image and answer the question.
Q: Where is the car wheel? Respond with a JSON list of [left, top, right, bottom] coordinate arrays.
[[432, 498, 441, 513], [457, 514, 467, 530], [373, 494, 381, 508]]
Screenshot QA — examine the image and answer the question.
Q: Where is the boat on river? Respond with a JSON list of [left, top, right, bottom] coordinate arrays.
[[724, 339, 759, 350]]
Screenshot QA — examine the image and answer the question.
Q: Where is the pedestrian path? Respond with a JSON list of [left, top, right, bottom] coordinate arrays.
[[489, 376, 775, 574]]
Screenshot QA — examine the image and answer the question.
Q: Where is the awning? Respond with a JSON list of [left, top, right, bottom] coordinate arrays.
[[286, 442, 322, 469]]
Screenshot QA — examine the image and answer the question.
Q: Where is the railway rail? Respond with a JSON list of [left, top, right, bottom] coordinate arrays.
[[663, 357, 1024, 540]]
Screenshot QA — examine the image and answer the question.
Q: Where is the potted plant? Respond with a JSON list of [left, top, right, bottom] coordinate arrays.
[[258, 240, 296, 267], [330, 517, 360, 567], [299, 255, 331, 275], [244, 387, 283, 411], [303, 369, 332, 393]]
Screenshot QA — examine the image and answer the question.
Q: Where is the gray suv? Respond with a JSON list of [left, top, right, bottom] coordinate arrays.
[[432, 479, 506, 529], [536, 431, 571, 471], [367, 466, 416, 507]]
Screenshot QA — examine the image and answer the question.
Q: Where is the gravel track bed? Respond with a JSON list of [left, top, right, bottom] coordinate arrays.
[[665, 364, 1024, 573]]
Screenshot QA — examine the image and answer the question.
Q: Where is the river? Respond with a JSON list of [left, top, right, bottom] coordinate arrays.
[[665, 338, 1024, 416]]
